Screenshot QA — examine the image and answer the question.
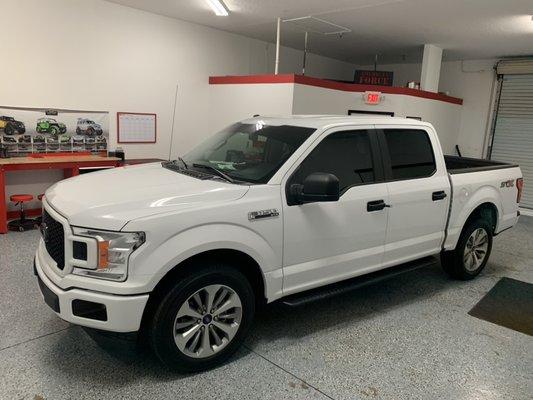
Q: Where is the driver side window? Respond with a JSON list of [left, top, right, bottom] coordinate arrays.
[[290, 130, 376, 193]]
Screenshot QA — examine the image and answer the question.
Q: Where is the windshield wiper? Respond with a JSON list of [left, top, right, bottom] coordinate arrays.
[[177, 157, 188, 169], [192, 163, 235, 183]]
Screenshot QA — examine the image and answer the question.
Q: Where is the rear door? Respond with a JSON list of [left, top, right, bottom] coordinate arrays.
[[282, 127, 390, 294], [377, 126, 450, 266]]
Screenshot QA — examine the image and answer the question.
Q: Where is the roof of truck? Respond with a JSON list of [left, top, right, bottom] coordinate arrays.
[[240, 115, 433, 130]]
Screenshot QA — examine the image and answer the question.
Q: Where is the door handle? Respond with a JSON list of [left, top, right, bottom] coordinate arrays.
[[432, 191, 447, 201], [367, 200, 390, 212]]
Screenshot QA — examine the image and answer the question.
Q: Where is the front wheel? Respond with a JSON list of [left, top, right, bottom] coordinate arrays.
[[441, 218, 493, 280], [149, 264, 255, 372]]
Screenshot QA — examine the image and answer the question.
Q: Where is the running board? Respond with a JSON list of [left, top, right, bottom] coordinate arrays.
[[281, 256, 438, 307]]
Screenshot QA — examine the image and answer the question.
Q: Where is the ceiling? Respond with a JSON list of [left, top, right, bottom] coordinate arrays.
[[106, 0, 533, 64]]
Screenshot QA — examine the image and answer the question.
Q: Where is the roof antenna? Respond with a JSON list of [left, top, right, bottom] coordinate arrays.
[[168, 84, 179, 161], [302, 31, 308, 75]]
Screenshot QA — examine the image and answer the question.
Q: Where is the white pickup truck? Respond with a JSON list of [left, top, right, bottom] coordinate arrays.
[[35, 116, 523, 371]]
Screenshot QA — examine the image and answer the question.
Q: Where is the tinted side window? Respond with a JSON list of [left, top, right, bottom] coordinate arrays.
[[384, 129, 435, 179], [291, 130, 375, 192]]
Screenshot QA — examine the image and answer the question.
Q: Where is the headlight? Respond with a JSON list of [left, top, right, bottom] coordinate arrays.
[[71, 227, 145, 281]]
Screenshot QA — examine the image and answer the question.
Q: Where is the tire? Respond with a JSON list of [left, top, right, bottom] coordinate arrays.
[[4, 124, 13, 135], [87, 127, 95, 137], [441, 218, 493, 280], [50, 126, 58, 135], [76, 127, 81, 135], [149, 263, 255, 372]]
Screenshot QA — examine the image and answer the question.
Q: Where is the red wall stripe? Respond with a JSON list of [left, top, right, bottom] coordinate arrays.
[[209, 74, 463, 105]]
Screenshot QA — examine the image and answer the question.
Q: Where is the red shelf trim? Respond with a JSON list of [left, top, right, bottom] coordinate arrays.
[[209, 74, 463, 105]]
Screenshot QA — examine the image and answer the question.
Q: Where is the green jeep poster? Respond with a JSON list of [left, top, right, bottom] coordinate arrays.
[[0, 106, 109, 156]]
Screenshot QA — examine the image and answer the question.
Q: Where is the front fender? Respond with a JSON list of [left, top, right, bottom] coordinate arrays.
[[130, 223, 281, 295]]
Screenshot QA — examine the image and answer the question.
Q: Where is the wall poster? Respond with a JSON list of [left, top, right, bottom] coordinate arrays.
[[0, 106, 109, 156]]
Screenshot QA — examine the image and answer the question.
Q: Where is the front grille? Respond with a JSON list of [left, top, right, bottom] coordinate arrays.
[[42, 209, 65, 270]]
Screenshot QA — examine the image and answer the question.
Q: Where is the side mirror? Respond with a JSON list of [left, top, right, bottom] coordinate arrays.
[[290, 172, 340, 205]]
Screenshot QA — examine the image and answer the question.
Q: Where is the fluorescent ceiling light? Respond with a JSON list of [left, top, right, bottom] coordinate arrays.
[[206, 0, 229, 16]]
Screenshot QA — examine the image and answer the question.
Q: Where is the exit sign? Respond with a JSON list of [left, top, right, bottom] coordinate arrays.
[[363, 91, 382, 105]]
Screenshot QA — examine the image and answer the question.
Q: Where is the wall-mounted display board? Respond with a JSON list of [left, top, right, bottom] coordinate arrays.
[[0, 106, 108, 156], [117, 112, 157, 143]]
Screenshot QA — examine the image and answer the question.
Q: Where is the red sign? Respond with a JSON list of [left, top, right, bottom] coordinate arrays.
[[363, 91, 382, 105], [354, 70, 394, 86]]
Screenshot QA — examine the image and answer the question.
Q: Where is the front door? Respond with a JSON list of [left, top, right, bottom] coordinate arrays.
[[282, 128, 390, 295]]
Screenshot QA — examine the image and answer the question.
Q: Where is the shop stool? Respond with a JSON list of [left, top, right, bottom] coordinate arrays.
[[34, 193, 45, 227], [8, 194, 36, 232]]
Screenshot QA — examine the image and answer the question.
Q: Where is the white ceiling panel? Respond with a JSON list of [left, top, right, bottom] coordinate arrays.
[[105, 0, 533, 64]]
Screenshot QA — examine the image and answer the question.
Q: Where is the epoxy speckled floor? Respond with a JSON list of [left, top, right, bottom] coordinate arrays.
[[0, 218, 532, 399]]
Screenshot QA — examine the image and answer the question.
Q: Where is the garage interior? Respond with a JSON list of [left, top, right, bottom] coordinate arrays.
[[1, 0, 532, 399]]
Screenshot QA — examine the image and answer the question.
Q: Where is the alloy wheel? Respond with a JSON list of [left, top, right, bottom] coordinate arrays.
[[173, 284, 242, 358], [463, 228, 489, 271]]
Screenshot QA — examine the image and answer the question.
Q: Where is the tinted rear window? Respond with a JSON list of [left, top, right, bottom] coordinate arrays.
[[384, 129, 436, 179]]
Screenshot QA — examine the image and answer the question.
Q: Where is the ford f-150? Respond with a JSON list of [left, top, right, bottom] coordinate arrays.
[[34, 116, 523, 372]]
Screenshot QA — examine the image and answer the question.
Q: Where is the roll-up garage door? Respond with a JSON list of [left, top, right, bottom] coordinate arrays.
[[490, 74, 533, 209]]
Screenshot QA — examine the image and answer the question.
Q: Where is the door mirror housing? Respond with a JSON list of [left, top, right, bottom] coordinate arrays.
[[290, 172, 340, 205]]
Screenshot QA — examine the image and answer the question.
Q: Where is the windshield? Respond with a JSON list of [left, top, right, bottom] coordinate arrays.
[[181, 123, 315, 184]]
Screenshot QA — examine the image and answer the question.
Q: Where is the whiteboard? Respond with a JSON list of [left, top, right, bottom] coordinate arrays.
[[117, 112, 157, 143]]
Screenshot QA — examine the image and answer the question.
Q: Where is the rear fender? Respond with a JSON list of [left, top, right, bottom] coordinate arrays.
[[444, 185, 502, 250]]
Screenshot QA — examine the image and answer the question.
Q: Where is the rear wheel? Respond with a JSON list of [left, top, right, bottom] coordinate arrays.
[[149, 264, 255, 372], [441, 218, 493, 280]]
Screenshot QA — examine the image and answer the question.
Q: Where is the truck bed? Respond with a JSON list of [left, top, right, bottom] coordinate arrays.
[[444, 155, 518, 174]]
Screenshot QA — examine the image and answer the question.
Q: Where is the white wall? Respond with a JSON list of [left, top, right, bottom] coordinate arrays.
[[209, 84, 294, 133], [439, 60, 497, 157], [357, 59, 497, 157], [0, 0, 356, 160]]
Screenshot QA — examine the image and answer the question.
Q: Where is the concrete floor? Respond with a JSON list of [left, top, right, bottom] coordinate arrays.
[[1, 218, 532, 400]]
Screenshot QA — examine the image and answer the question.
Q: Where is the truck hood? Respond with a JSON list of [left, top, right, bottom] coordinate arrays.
[[45, 162, 250, 231]]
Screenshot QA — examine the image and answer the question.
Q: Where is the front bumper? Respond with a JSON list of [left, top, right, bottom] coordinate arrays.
[[34, 255, 149, 333]]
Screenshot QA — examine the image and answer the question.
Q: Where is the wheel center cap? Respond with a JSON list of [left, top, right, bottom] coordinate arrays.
[[202, 314, 213, 325]]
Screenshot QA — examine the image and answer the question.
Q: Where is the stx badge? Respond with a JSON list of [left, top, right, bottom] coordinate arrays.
[[500, 180, 514, 188]]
